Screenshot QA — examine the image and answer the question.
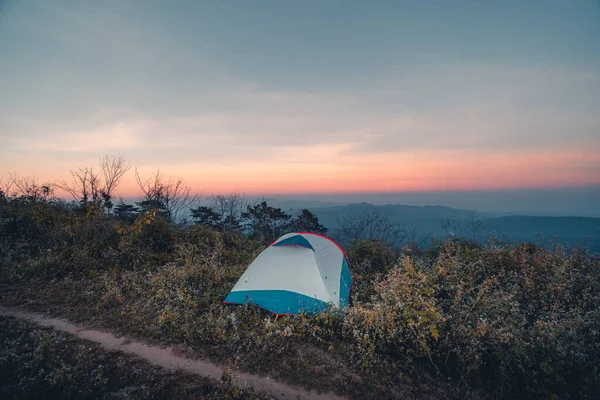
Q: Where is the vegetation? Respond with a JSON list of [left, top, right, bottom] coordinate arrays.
[[0, 316, 269, 399], [1, 164, 599, 399]]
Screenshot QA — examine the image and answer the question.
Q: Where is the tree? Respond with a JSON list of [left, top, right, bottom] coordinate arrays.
[[135, 168, 201, 223], [288, 209, 328, 234], [56, 154, 131, 213], [242, 201, 291, 242], [113, 200, 140, 223], [190, 205, 221, 229], [135, 169, 169, 220], [442, 212, 486, 244], [189, 193, 248, 232], [210, 193, 248, 232], [442, 218, 460, 238], [336, 211, 406, 248], [100, 155, 130, 197], [8, 173, 55, 204], [0, 175, 13, 202], [403, 225, 432, 249], [465, 211, 486, 243]]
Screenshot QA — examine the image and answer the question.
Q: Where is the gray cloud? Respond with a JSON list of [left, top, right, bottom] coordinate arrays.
[[1, 61, 599, 173]]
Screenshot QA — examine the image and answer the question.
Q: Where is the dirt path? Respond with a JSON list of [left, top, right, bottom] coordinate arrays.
[[0, 305, 347, 400]]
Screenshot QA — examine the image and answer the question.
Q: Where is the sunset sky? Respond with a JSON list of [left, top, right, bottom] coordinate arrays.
[[1, 0, 599, 200]]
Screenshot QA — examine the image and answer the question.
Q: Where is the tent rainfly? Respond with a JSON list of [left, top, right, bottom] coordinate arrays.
[[224, 232, 352, 315]]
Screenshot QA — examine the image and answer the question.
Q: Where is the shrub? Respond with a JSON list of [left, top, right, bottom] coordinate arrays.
[[339, 256, 442, 372], [347, 239, 398, 275], [0, 316, 267, 399], [2, 190, 600, 399], [431, 242, 600, 399]]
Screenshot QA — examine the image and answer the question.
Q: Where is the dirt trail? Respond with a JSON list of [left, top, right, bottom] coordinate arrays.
[[0, 305, 347, 400]]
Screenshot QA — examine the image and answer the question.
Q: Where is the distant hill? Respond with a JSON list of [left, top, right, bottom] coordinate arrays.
[[483, 216, 600, 249], [260, 198, 352, 209], [305, 203, 600, 252], [310, 203, 485, 237]]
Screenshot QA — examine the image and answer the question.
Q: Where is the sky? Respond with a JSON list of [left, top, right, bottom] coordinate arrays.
[[1, 0, 599, 208]]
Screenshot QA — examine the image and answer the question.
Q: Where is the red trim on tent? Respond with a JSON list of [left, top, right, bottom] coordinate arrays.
[[296, 232, 346, 254]]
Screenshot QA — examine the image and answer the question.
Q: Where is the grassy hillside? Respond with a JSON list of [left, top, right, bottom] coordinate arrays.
[[0, 315, 268, 399], [1, 190, 599, 399]]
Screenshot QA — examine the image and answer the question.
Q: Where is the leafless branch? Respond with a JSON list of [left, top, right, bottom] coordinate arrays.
[[465, 212, 486, 242], [56, 155, 131, 210], [0, 175, 14, 197], [135, 168, 201, 223], [336, 211, 406, 247], [209, 193, 248, 231], [405, 225, 432, 248], [8, 173, 54, 202], [101, 155, 131, 196]]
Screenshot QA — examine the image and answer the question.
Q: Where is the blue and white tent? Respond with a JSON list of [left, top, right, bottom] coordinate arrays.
[[224, 232, 352, 315]]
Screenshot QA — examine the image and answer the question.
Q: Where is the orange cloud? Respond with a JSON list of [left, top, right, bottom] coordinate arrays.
[[108, 145, 600, 198]]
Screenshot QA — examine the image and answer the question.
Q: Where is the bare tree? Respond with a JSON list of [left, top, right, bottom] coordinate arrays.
[[465, 211, 486, 243], [135, 168, 201, 223], [56, 154, 131, 212], [0, 175, 13, 198], [404, 225, 432, 248], [210, 193, 249, 232], [135, 169, 163, 207], [100, 155, 131, 198], [58, 167, 93, 203], [441, 212, 486, 244], [442, 218, 460, 238], [336, 211, 406, 247], [163, 177, 201, 223], [8, 173, 54, 202]]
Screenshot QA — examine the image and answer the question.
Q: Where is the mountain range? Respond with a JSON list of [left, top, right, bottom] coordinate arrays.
[[271, 201, 600, 252]]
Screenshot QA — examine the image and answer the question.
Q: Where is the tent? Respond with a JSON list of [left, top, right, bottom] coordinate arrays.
[[224, 232, 352, 315]]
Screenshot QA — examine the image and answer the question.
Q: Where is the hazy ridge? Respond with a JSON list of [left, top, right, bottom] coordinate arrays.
[[301, 202, 600, 252]]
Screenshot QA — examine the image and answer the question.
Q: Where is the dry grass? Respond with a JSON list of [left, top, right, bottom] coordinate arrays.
[[1, 197, 599, 399], [0, 315, 271, 399]]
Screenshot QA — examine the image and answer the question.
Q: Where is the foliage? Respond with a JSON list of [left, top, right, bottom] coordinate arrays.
[[431, 242, 600, 399], [56, 154, 131, 214], [135, 168, 201, 223], [0, 316, 268, 399], [190, 205, 222, 229], [242, 201, 291, 242], [1, 180, 599, 399], [191, 197, 328, 242], [192, 193, 249, 233], [287, 209, 328, 234], [347, 238, 398, 274], [113, 200, 140, 224], [335, 211, 406, 248], [340, 256, 443, 373]]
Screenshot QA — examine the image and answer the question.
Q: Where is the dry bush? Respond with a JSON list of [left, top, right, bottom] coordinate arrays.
[[0, 316, 268, 399], [2, 188, 599, 400], [431, 242, 600, 399]]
